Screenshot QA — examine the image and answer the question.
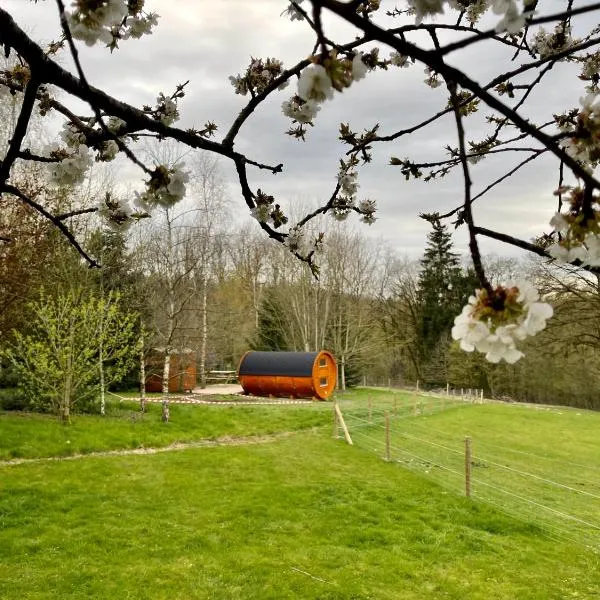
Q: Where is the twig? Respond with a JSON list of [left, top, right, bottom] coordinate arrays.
[[290, 567, 334, 585]]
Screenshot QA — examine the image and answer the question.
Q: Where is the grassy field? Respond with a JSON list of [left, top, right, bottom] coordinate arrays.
[[338, 389, 600, 549], [1, 390, 600, 599]]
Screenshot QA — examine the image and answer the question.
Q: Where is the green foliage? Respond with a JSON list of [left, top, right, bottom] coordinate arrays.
[[251, 288, 292, 351], [2, 291, 138, 419], [416, 222, 478, 384]]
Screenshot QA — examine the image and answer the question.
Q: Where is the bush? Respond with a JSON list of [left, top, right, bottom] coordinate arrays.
[[0, 387, 29, 411]]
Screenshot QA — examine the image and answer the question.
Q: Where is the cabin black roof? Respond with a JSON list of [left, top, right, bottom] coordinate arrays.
[[238, 351, 319, 377]]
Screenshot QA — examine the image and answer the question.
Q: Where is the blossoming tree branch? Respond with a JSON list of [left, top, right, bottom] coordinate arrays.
[[0, 0, 600, 363]]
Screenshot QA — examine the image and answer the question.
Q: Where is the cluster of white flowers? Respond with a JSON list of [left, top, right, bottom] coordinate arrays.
[[352, 53, 369, 81], [547, 187, 600, 266], [60, 121, 87, 148], [48, 145, 93, 187], [284, 226, 312, 256], [358, 199, 377, 225], [452, 282, 553, 363], [134, 164, 189, 210], [154, 93, 179, 126], [531, 23, 578, 60], [229, 57, 286, 97], [107, 116, 127, 135], [559, 93, 600, 168], [405, 0, 534, 33], [424, 67, 442, 89], [390, 52, 411, 68], [56, 116, 127, 166], [282, 53, 373, 126], [98, 139, 119, 161], [66, 0, 157, 47], [282, 0, 305, 21], [97, 193, 132, 232], [281, 96, 321, 123]]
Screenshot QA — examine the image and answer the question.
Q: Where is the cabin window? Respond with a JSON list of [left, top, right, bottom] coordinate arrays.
[[319, 377, 328, 387], [319, 358, 327, 367]]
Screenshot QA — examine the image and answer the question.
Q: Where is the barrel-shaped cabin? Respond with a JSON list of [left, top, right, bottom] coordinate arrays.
[[237, 351, 337, 400]]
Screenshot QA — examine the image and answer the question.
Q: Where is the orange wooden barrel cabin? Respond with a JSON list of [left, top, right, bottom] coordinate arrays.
[[237, 351, 337, 400]]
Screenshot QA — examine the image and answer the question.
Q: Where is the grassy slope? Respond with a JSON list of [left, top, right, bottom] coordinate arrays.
[[1, 393, 600, 598], [1, 433, 599, 600], [0, 400, 331, 460]]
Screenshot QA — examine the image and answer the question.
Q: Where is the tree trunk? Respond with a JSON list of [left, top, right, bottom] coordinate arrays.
[[162, 350, 171, 422], [341, 355, 346, 392], [99, 338, 105, 416], [199, 277, 208, 389], [62, 371, 72, 423], [139, 332, 146, 413]]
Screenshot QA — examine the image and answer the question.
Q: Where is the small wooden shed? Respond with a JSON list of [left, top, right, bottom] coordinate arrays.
[[237, 351, 337, 400], [145, 349, 196, 394]]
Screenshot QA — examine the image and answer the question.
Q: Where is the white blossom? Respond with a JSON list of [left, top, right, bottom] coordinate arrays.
[[48, 145, 93, 187], [352, 53, 369, 81], [60, 122, 86, 148], [494, 0, 531, 34], [297, 65, 333, 103], [250, 204, 271, 223], [338, 170, 359, 197], [66, 0, 128, 46], [282, 0, 305, 21], [98, 139, 119, 161], [358, 199, 377, 225], [285, 226, 311, 256], [97, 195, 132, 231], [452, 282, 553, 363], [134, 164, 189, 210], [107, 116, 127, 134], [281, 97, 320, 123], [451, 309, 490, 352], [390, 52, 410, 68], [407, 0, 446, 25]]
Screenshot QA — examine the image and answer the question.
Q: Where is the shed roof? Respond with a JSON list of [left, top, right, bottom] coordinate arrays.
[[238, 351, 319, 377]]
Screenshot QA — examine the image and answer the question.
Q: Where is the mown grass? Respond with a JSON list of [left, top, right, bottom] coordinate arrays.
[[2, 389, 600, 598], [0, 398, 331, 460], [2, 432, 600, 600], [338, 390, 600, 550]]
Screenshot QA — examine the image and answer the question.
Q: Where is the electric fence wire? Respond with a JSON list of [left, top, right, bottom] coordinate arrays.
[[345, 419, 600, 548]]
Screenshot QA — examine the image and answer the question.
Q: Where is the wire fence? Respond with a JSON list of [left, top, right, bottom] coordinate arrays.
[[333, 391, 600, 552]]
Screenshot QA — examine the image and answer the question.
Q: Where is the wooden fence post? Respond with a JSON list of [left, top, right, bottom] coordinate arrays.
[[334, 403, 353, 445], [333, 400, 339, 439], [446, 382, 449, 396], [465, 436, 472, 498], [385, 411, 391, 461]]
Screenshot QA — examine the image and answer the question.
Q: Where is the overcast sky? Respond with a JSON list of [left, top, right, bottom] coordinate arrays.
[[3, 0, 593, 259]]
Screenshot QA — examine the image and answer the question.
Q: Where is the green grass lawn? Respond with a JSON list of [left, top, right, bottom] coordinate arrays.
[[339, 390, 600, 551], [1, 391, 600, 598], [0, 399, 331, 460]]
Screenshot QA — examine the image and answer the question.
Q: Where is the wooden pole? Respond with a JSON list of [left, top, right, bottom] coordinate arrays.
[[446, 382, 449, 396], [465, 436, 472, 498], [385, 412, 391, 461], [480, 389, 484, 403], [332, 400, 339, 439], [368, 395, 372, 423], [334, 403, 353, 446], [416, 380, 420, 393]]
